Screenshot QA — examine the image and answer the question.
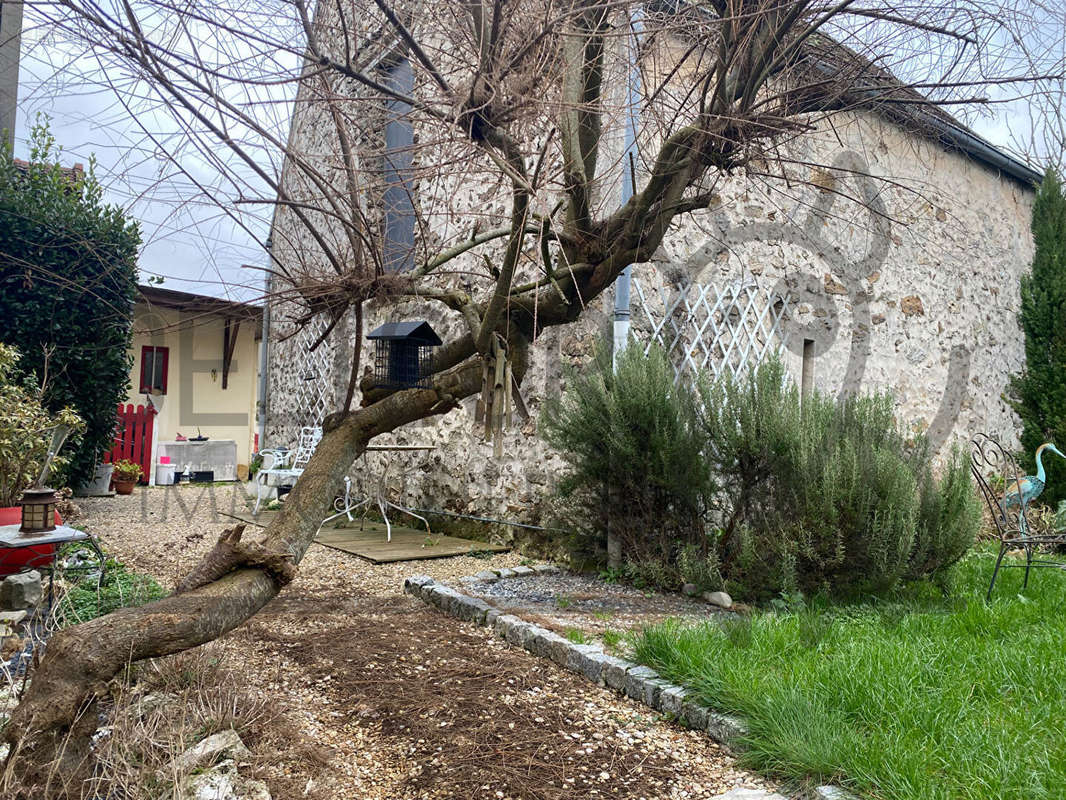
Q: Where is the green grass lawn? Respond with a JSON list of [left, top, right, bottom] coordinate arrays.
[[633, 550, 1066, 800]]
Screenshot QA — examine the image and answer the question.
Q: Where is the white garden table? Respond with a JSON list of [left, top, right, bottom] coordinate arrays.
[[321, 444, 436, 542]]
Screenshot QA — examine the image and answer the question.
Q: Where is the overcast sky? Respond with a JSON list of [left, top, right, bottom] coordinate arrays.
[[11, 11, 288, 304], [9, 115, 272, 304], [7, 8, 1054, 305]]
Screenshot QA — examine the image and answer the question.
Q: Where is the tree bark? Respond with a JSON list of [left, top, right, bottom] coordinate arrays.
[[2, 357, 488, 790]]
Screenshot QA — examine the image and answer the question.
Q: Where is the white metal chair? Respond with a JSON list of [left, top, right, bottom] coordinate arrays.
[[253, 426, 322, 513]]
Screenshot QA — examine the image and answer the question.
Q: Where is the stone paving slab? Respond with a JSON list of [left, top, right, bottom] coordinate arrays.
[[713, 789, 789, 800]]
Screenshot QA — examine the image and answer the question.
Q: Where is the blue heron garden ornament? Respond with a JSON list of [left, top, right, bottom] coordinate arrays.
[[1003, 442, 1066, 532], [971, 433, 1066, 600]]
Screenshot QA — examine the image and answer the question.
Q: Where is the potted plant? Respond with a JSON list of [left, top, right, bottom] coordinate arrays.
[[111, 460, 143, 495], [76, 459, 115, 497]]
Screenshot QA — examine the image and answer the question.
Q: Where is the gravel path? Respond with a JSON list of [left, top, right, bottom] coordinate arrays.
[[465, 572, 728, 637], [76, 484, 776, 799]]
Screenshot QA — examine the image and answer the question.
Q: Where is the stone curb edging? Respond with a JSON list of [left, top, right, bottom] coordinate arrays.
[[403, 570, 858, 800]]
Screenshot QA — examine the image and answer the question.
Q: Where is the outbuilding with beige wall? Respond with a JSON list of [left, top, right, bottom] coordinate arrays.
[[127, 285, 262, 483]]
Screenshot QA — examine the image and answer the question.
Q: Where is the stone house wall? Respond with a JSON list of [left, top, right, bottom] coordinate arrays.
[[265, 19, 1035, 523], [654, 112, 1034, 454]]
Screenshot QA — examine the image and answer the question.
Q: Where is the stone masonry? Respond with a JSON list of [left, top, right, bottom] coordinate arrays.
[[265, 11, 1036, 524]]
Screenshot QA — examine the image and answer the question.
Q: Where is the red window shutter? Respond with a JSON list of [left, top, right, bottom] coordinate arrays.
[[138, 346, 151, 394]]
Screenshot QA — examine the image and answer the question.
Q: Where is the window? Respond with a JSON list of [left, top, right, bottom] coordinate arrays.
[[139, 345, 169, 394], [801, 338, 815, 401], [382, 57, 415, 273]]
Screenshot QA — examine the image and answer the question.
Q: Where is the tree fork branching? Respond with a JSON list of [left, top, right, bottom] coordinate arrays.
[[9, 0, 1063, 791], [0, 352, 503, 788]]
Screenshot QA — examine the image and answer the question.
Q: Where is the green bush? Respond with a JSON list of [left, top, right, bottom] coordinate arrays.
[[909, 443, 982, 580], [0, 121, 139, 486], [543, 349, 979, 600], [702, 358, 980, 599], [0, 344, 84, 506], [58, 552, 166, 626], [676, 543, 723, 591], [541, 345, 717, 589]]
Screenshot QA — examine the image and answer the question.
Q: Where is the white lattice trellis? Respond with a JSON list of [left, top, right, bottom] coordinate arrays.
[[290, 315, 335, 428], [631, 278, 791, 384]]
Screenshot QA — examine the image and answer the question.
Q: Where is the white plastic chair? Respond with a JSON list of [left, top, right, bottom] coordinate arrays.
[[253, 426, 322, 513]]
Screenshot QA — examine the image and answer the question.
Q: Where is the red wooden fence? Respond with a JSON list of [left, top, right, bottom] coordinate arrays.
[[104, 404, 155, 484]]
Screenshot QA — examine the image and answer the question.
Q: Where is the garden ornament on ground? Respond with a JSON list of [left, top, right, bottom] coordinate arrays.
[[971, 434, 1066, 600], [1003, 442, 1066, 531], [326, 444, 436, 542]]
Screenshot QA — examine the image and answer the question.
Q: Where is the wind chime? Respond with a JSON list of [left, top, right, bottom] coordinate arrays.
[[476, 333, 512, 459]]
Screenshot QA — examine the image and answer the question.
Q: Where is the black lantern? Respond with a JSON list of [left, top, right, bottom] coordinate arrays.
[[20, 487, 58, 534], [19, 424, 72, 535], [367, 321, 442, 389]]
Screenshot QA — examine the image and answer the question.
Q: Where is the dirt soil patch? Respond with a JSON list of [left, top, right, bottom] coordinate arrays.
[[69, 485, 776, 799], [240, 597, 722, 799]]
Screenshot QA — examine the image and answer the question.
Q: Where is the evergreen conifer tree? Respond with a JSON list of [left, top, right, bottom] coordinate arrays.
[[1010, 169, 1066, 506]]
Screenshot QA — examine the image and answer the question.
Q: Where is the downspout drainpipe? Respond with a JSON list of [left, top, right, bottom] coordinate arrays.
[[608, 10, 643, 570], [256, 237, 272, 454], [612, 8, 643, 368]]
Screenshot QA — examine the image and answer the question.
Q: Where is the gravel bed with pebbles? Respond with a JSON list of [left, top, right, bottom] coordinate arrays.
[[463, 571, 728, 636], [73, 484, 780, 799]]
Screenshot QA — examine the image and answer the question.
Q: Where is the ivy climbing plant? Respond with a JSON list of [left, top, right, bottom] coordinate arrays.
[[0, 120, 140, 486]]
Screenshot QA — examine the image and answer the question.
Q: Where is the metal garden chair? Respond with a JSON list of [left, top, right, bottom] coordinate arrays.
[[325, 444, 435, 542], [970, 433, 1066, 600], [253, 426, 322, 513]]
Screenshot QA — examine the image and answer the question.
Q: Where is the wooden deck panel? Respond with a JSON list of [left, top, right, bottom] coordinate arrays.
[[228, 508, 506, 563], [315, 521, 508, 564]]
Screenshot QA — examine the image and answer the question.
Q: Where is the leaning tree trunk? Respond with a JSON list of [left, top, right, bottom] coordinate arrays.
[[1, 359, 485, 792]]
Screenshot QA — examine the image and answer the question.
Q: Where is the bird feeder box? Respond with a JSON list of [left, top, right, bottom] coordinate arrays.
[[367, 321, 442, 389]]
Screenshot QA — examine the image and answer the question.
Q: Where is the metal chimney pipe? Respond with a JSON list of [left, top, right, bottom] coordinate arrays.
[[0, 0, 24, 151]]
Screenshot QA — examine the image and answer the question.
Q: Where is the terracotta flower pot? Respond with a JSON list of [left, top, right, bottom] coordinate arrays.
[[113, 480, 136, 495]]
